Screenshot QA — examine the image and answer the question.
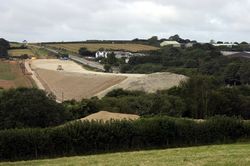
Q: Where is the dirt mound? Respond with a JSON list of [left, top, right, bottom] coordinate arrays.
[[97, 72, 187, 97], [31, 59, 187, 101], [35, 69, 126, 101], [81, 111, 140, 122]]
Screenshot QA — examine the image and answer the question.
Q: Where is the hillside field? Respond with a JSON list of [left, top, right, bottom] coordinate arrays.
[[1, 143, 249, 166], [46, 43, 159, 53], [8, 49, 35, 57], [0, 61, 34, 89]]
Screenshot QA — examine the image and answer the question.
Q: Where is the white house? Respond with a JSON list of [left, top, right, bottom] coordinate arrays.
[[95, 51, 108, 58], [160, 41, 181, 47], [185, 43, 194, 48], [213, 43, 238, 48]]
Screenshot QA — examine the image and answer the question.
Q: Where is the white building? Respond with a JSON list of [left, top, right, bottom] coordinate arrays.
[[160, 41, 181, 47], [185, 43, 194, 48], [95, 51, 108, 58], [213, 43, 238, 48]]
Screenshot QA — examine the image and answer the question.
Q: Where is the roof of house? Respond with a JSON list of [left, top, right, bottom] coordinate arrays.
[[160, 41, 180, 46]]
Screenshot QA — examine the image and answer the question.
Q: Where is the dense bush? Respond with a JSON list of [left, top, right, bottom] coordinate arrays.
[[0, 88, 69, 129], [0, 38, 10, 58], [78, 47, 94, 57], [0, 116, 249, 161]]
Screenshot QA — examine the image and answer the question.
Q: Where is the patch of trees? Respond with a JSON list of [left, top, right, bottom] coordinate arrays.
[[0, 38, 10, 58], [78, 47, 95, 57], [1, 76, 249, 132], [0, 88, 69, 129], [121, 45, 250, 85], [62, 98, 99, 120], [0, 116, 249, 160], [97, 76, 250, 119]]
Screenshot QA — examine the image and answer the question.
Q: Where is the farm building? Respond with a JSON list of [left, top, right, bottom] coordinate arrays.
[[95, 51, 108, 58], [95, 51, 146, 59], [184, 42, 194, 48], [160, 41, 181, 47], [213, 43, 238, 48]]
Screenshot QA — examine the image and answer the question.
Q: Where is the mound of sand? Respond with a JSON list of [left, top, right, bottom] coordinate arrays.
[[81, 111, 140, 122]]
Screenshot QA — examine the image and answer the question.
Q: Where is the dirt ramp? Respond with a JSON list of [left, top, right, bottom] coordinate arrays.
[[35, 69, 126, 101], [81, 111, 140, 122]]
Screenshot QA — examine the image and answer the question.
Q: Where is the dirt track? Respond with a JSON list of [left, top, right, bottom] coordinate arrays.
[[31, 59, 187, 101]]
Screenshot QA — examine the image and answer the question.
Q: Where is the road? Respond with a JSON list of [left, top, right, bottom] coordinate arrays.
[[34, 45, 104, 71], [24, 60, 45, 90], [69, 54, 104, 71]]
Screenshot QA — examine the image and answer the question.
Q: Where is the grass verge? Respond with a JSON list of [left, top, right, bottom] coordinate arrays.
[[1, 143, 249, 166]]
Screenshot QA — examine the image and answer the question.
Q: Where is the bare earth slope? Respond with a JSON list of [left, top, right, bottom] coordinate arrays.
[[31, 59, 187, 101], [81, 111, 140, 122], [35, 69, 126, 101]]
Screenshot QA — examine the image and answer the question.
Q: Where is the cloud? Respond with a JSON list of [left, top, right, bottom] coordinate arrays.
[[0, 0, 249, 42]]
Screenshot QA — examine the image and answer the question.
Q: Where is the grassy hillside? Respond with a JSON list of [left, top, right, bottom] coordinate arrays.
[[47, 43, 159, 53], [8, 49, 35, 57], [1, 143, 249, 166]]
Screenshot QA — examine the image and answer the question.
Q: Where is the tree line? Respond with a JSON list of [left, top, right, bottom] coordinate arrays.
[[1, 75, 250, 132], [0, 116, 249, 160]]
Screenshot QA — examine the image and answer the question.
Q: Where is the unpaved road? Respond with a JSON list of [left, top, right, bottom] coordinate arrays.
[[25, 60, 45, 90], [31, 59, 187, 101]]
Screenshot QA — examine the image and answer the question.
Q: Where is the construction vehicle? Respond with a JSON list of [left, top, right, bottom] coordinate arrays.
[[57, 65, 63, 71]]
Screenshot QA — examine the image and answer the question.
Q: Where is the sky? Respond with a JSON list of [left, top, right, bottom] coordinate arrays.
[[0, 0, 250, 42]]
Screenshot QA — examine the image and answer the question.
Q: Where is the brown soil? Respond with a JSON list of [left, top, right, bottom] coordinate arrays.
[[81, 111, 140, 122], [0, 80, 15, 89], [35, 69, 127, 101]]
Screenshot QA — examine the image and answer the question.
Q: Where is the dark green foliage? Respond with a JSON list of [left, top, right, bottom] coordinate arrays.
[[105, 89, 145, 98], [0, 38, 10, 58], [106, 52, 118, 65], [98, 77, 250, 119], [63, 98, 100, 120], [104, 64, 112, 72], [0, 116, 249, 160], [0, 88, 68, 129], [78, 47, 94, 57], [122, 44, 250, 86]]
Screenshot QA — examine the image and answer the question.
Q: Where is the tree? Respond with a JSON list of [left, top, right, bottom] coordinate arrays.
[[239, 62, 250, 84], [224, 63, 241, 85], [217, 41, 223, 44], [0, 38, 10, 49], [148, 36, 159, 46], [79, 47, 94, 57], [178, 76, 219, 119], [0, 88, 68, 129], [104, 64, 112, 72], [107, 52, 117, 65], [0, 38, 10, 58], [240, 41, 248, 45], [169, 34, 180, 41]]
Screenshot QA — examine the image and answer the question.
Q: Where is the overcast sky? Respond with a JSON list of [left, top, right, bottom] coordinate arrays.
[[1, 0, 250, 42]]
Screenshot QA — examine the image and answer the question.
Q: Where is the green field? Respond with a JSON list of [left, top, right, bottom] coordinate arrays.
[[28, 45, 55, 59], [8, 49, 35, 57], [1, 143, 249, 166], [47, 43, 159, 53], [0, 62, 15, 80]]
